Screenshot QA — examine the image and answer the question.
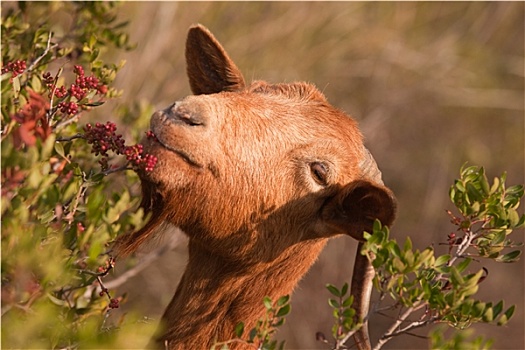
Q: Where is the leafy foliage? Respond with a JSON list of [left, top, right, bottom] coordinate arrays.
[[318, 165, 523, 349], [1, 3, 156, 348], [429, 326, 493, 350], [315, 283, 360, 349], [213, 295, 290, 350]]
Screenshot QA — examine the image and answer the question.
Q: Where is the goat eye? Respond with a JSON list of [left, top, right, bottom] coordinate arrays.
[[310, 162, 328, 186]]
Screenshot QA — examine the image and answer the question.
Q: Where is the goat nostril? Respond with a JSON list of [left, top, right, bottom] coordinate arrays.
[[166, 104, 205, 126]]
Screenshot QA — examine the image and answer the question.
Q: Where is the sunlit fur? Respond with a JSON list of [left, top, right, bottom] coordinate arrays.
[[115, 25, 395, 349]]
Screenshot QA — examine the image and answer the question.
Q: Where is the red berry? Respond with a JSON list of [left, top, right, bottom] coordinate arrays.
[[1, 60, 26, 77], [109, 298, 120, 309], [77, 222, 85, 232]]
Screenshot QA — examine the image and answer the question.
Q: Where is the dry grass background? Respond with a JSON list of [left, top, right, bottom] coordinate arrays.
[[100, 2, 523, 349]]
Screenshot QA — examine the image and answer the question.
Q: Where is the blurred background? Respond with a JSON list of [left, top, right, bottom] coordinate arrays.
[[103, 2, 523, 349]]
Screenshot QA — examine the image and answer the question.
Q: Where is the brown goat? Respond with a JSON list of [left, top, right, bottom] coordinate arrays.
[[115, 24, 396, 350]]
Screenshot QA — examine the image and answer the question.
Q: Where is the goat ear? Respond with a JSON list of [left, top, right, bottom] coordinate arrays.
[[321, 180, 396, 240], [186, 24, 245, 95]]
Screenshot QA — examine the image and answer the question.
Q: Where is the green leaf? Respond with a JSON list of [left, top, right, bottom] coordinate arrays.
[[435, 254, 451, 267], [55, 142, 65, 158], [341, 308, 355, 318], [342, 295, 354, 308], [234, 322, 244, 337], [340, 283, 348, 296], [47, 293, 68, 306], [472, 301, 486, 318], [328, 298, 339, 308], [506, 184, 524, 197], [263, 296, 272, 310], [403, 237, 413, 251], [508, 209, 520, 227], [326, 284, 341, 297], [273, 318, 285, 327], [497, 305, 515, 326], [276, 295, 289, 307], [456, 258, 471, 273], [455, 180, 466, 193], [84, 101, 105, 107], [480, 172, 490, 195], [482, 307, 494, 322], [31, 74, 42, 92], [38, 210, 55, 224], [275, 304, 290, 317], [12, 75, 21, 97], [516, 214, 525, 228], [490, 176, 500, 194], [248, 328, 257, 342], [392, 257, 405, 272], [1, 72, 11, 82], [495, 250, 521, 263], [450, 266, 464, 286], [491, 230, 506, 245], [390, 243, 402, 258], [449, 187, 456, 202], [492, 300, 503, 318]]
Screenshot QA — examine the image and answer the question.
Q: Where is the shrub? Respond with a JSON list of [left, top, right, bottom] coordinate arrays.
[[1, 3, 156, 348]]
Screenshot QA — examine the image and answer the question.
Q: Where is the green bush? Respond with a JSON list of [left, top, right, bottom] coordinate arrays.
[[315, 165, 524, 349], [1, 3, 155, 348]]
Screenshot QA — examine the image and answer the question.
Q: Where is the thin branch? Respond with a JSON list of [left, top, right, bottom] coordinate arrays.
[[47, 67, 64, 123], [77, 269, 102, 277], [53, 112, 82, 131], [104, 233, 184, 290], [26, 32, 57, 72], [338, 328, 360, 349], [56, 133, 83, 142], [103, 165, 133, 176], [383, 316, 439, 339], [1, 305, 12, 316], [211, 338, 258, 350], [372, 301, 425, 350], [403, 332, 429, 340], [63, 180, 88, 226]]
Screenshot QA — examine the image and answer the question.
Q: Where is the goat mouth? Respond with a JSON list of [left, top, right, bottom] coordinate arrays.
[[150, 134, 203, 169]]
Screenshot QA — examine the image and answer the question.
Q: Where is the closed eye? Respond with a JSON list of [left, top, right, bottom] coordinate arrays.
[[310, 162, 329, 186]]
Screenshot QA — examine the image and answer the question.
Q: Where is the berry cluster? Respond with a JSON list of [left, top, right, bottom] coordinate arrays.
[[108, 298, 120, 309], [83, 122, 157, 173], [98, 287, 120, 309], [76, 222, 85, 233], [84, 122, 125, 156], [124, 144, 158, 172], [42, 65, 107, 105], [42, 72, 68, 98], [57, 101, 79, 115], [71, 65, 107, 98], [1, 60, 26, 77], [95, 257, 120, 309], [146, 130, 158, 140]]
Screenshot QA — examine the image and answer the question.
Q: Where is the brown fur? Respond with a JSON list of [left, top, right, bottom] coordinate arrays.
[[115, 24, 396, 349]]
